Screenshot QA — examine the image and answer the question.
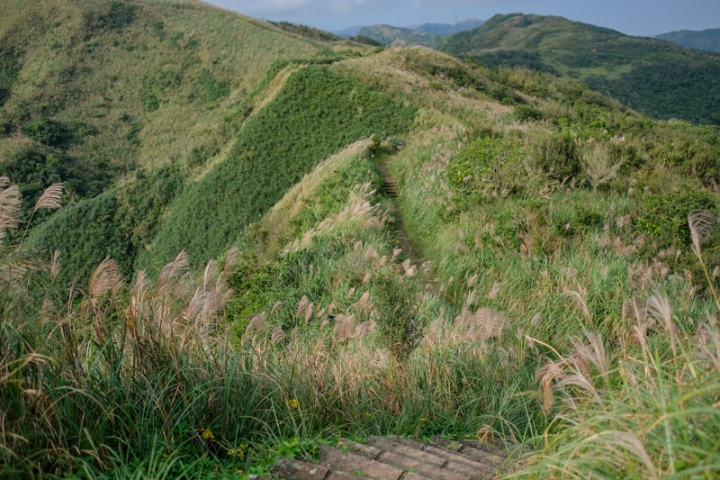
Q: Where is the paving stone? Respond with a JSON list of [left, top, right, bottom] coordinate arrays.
[[367, 436, 446, 468], [340, 438, 382, 460], [443, 461, 492, 480], [404, 473, 432, 480], [458, 440, 507, 457], [320, 445, 403, 480], [271, 458, 329, 480], [458, 447, 505, 468], [425, 445, 478, 468], [328, 471, 363, 480], [430, 437, 463, 452], [378, 451, 465, 480], [386, 435, 431, 450]]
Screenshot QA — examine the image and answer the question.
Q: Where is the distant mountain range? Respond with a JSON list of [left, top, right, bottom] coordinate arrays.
[[409, 19, 485, 36], [437, 13, 720, 126], [333, 19, 484, 43], [657, 27, 720, 53]]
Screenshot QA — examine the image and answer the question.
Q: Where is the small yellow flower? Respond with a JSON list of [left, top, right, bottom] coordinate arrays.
[[237, 469, 244, 474], [279, 421, 284, 425], [202, 428, 215, 440], [338, 441, 344, 446], [287, 398, 299, 409], [420, 418, 427, 422], [228, 449, 236, 456]]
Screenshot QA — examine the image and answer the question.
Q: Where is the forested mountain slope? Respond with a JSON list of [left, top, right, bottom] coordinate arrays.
[[438, 13, 720, 126], [657, 27, 720, 53]]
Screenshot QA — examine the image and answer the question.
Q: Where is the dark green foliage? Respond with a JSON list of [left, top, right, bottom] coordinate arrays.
[[21, 118, 78, 148], [85, 1, 137, 32], [0, 149, 113, 222], [118, 165, 186, 260], [140, 70, 182, 112], [514, 104, 543, 121], [474, 50, 558, 74], [351, 35, 384, 47], [489, 85, 523, 105], [534, 131, 582, 182], [106, 1, 137, 30], [585, 56, 720, 126], [144, 66, 417, 269], [633, 187, 717, 248], [25, 163, 187, 285], [198, 68, 229, 102], [0, 46, 19, 107], [26, 191, 135, 285], [429, 65, 485, 91]]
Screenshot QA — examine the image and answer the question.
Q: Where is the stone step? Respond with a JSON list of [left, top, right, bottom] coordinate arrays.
[[367, 436, 446, 468], [268, 436, 515, 480], [270, 458, 329, 480], [338, 438, 383, 460], [382, 436, 494, 475], [377, 451, 466, 480], [320, 445, 403, 480], [457, 447, 505, 468]]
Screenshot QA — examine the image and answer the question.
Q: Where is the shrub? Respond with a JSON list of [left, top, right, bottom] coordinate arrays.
[[533, 131, 582, 182], [198, 68, 229, 102], [514, 104, 543, 122]]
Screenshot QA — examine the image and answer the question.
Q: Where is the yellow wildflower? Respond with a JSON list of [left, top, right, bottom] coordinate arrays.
[[287, 398, 299, 409], [202, 428, 215, 440], [228, 449, 236, 456]]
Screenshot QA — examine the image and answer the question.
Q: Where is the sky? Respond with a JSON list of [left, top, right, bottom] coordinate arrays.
[[205, 0, 720, 37]]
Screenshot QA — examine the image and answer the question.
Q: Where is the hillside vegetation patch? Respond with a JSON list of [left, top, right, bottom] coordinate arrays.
[[141, 65, 418, 270]]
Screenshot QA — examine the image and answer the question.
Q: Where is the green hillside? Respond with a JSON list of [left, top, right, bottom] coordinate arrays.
[[357, 24, 440, 47], [3, 3, 720, 479], [439, 13, 720, 126], [657, 27, 720, 53], [0, 0, 330, 238]]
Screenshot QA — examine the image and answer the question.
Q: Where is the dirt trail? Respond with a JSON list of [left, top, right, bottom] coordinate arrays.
[[377, 157, 442, 294]]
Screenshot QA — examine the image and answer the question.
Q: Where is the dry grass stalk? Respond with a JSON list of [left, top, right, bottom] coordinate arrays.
[[334, 314, 355, 342], [354, 320, 376, 339], [565, 290, 592, 324], [88, 258, 123, 299], [646, 293, 676, 357], [242, 313, 267, 347], [0, 185, 22, 235], [688, 210, 716, 256], [33, 183, 63, 212], [296, 296, 310, 318], [538, 360, 565, 414]]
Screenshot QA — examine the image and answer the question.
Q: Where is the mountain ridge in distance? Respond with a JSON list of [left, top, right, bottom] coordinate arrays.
[[438, 13, 720, 126], [657, 27, 720, 53]]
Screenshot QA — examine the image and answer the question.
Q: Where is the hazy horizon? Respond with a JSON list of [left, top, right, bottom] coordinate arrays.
[[205, 0, 720, 37]]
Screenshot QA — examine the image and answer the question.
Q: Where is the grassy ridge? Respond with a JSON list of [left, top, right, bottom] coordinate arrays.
[[140, 65, 417, 270], [438, 13, 720, 125], [0, 0, 322, 246]]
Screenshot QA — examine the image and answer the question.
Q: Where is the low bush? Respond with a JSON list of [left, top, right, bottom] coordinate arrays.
[[533, 131, 582, 182]]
